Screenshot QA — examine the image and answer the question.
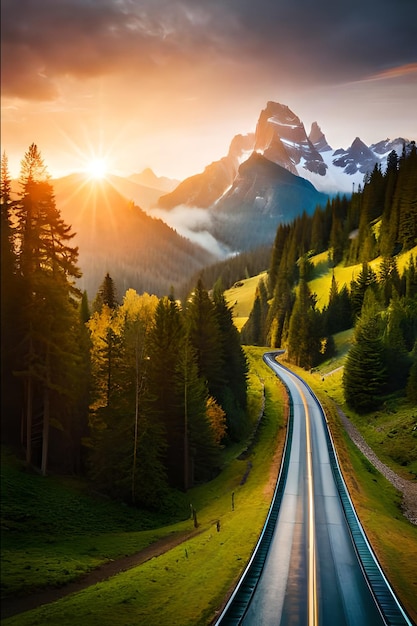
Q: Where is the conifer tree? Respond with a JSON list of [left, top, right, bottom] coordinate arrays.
[[1, 152, 21, 441], [13, 144, 82, 473], [213, 283, 248, 440], [383, 293, 410, 392], [147, 295, 186, 488], [406, 344, 417, 404], [343, 293, 387, 413], [286, 262, 321, 369], [186, 279, 223, 402], [350, 262, 378, 318]]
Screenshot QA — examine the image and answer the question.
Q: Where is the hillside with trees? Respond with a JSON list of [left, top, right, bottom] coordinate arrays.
[[242, 142, 417, 413], [1, 146, 248, 506]]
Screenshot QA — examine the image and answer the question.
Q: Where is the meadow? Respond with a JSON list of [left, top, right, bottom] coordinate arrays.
[[2, 255, 417, 624]]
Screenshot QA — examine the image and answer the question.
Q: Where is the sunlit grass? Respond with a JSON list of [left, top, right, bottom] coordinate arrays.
[[225, 272, 268, 330], [309, 246, 417, 310], [1, 348, 286, 626]]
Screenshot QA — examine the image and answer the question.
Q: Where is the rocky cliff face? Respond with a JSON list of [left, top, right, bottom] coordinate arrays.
[[254, 101, 327, 176]]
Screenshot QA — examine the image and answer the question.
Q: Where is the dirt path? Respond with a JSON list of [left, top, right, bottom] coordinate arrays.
[[337, 407, 417, 525], [1, 529, 200, 620], [3, 403, 415, 621]]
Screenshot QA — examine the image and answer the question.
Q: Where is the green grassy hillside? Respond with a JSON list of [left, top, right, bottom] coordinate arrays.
[[225, 271, 268, 330], [1, 349, 287, 625], [308, 245, 417, 310]]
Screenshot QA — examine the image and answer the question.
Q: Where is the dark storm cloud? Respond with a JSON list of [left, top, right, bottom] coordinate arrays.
[[2, 0, 416, 100]]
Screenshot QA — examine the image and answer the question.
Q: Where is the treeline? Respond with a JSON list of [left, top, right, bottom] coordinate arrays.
[[242, 143, 417, 412], [179, 244, 272, 300], [1, 146, 248, 508]]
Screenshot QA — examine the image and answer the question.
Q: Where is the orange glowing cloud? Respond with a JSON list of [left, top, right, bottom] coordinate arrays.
[[366, 63, 417, 82]]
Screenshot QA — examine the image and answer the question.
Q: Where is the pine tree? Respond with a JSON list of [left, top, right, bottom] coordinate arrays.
[[213, 284, 248, 440], [350, 262, 378, 318], [13, 144, 82, 473], [378, 256, 401, 306], [186, 279, 223, 402], [88, 291, 167, 507], [147, 295, 186, 488], [383, 293, 410, 393], [93, 272, 118, 312], [396, 143, 417, 252], [175, 339, 219, 486], [241, 278, 268, 346], [343, 294, 387, 413], [286, 264, 321, 369], [1, 152, 21, 442]]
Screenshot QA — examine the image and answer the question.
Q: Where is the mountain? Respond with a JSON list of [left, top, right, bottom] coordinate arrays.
[[161, 101, 409, 212], [52, 174, 216, 297], [128, 168, 179, 193], [157, 133, 254, 210], [253, 101, 410, 193], [210, 152, 327, 251], [254, 102, 327, 176]]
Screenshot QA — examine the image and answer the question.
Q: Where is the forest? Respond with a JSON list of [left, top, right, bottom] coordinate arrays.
[[242, 142, 417, 413], [0, 145, 248, 508], [1, 142, 416, 512]]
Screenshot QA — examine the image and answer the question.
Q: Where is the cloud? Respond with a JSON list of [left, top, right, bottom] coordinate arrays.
[[364, 63, 417, 83], [149, 205, 231, 257], [2, 0, 416, 102]]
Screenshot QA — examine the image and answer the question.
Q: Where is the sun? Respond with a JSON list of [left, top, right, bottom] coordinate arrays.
[[84, 158, 108, 180]]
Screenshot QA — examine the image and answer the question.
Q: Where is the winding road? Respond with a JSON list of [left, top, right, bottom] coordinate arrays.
[[216, 353, 413, 626]]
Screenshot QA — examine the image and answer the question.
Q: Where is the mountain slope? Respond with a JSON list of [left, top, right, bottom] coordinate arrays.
[[157, 133, 255, 210], [52, 174, 216, 297], [210, 153, 327, 250], [253, 101, 410, 193]]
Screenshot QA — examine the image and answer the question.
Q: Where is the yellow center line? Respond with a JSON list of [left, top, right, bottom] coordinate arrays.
[[295, 380, 318, 626]]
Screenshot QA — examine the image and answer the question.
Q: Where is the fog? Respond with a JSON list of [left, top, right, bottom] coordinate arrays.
[[149, 205, 232, 258]]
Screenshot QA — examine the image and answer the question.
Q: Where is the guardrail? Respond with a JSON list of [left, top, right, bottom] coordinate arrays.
[[214, 352, 413, 626], [214, 376, 294, 625], [268, 353, 413, 626]]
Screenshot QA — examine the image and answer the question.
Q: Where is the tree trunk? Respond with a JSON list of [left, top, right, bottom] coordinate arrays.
[[41, 386, 50, 476], [25, 375, 33, 466]]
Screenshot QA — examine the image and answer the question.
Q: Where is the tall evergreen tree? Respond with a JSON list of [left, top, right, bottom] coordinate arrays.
[[1, 152, 21, 442], [343, 293, 387, 413], [12, 144, 82, 473], [286, 263, 321, 369], [93, 272, 118, 312], [213, 284, 248, 440], [147, 295, 186, 488], [186, 279, 223, 403], [350, 262, 378, 318]]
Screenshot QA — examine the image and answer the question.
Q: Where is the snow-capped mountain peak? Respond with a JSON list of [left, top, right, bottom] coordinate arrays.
[[252, 102, 410, 193]]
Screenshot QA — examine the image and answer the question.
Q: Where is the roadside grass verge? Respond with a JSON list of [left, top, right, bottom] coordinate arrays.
[[1, 347, 286, 626], [309, 363, 417, 481]]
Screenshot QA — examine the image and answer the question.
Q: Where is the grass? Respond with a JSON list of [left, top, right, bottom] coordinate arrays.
[[223, 259, 417, 620], [225, 272, 268, 330], [308, 245, 417, 309], [1, 347, 286, 625]]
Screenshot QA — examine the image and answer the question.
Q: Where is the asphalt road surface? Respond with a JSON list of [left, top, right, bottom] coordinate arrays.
[[241, 353, 387, 626]]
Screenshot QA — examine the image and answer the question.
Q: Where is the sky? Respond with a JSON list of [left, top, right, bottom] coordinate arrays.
[[2, 0, 417, 181]]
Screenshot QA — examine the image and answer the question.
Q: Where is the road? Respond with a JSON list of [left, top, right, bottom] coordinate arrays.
[[231, 353, 400, 625]]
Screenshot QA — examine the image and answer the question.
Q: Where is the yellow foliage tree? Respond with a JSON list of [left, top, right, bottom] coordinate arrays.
[[206, 396, 227, 445]]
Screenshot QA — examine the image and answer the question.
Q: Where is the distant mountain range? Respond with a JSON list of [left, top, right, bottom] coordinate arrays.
[[152, 101, 410, 252], [45, 101, 412, 296], [52, 174, 215, 298]]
